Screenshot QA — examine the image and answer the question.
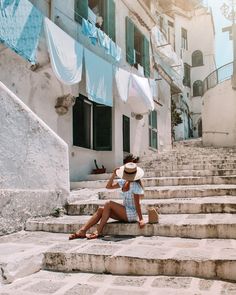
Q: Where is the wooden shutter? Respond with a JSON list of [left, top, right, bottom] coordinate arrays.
[[142, 36, 150, 77], [74, 0, 88, 23], [123, 115, 130, 153], [126, 17, 135, 65], [101, 0, 116, 41], [73, 96, 91, 149], [93, 104, 112, 151]]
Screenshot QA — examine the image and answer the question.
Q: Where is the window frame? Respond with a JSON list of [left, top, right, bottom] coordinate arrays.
[[181, 27, 188, 50], [193, 80, 203, 97], [192, 50, 204, 67], [73, 95, 112, 151], [149, 110, 158, 150]]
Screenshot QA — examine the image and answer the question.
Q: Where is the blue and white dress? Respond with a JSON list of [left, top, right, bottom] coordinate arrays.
[[117, 179, 144, 222]]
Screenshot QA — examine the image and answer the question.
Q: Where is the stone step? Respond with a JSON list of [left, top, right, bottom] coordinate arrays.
[[26, 213, 236, 239], [67, 196, 236, 215], [71, 175, 236, 190], [1, 270, 234, 295], [43, 235, 236, 281], [86, 169, 236, 181], [139, 159, 236, 165], [141, 163, 236, 171], [98, 185, 236, 200]]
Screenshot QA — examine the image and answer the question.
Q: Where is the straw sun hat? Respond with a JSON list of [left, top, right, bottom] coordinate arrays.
[[116, 162, 144, 181]]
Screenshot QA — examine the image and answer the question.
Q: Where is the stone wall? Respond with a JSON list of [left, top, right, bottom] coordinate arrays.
[[0, 82, 70, 235]]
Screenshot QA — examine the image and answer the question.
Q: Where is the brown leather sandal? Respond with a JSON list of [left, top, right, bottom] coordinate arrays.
[[69, 230, 86, 240], [86, 231, 102, 240]]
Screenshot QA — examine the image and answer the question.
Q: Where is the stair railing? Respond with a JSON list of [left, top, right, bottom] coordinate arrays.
[[203, 62, 233, 94]]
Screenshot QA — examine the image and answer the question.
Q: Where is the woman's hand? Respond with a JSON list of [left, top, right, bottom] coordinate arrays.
[[138, 219, 145, 229]]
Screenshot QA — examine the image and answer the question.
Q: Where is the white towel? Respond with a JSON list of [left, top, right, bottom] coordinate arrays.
[[44, 18, 83, 85], [115, 67, 131, 102]]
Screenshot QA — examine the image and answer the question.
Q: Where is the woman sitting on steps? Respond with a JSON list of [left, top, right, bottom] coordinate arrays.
[[69, 162, 145, 240]]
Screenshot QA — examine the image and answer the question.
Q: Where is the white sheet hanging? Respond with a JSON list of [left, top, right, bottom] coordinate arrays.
[[114, 67, 131, 102], [44, 18, 83, 85], [128, 74, 154, 114]]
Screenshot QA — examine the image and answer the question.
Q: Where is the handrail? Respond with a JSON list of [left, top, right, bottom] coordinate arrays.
[[203, 62, 233, 94]]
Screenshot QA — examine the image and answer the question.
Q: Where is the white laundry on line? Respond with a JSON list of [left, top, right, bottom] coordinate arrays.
[[44, 18, 84, 85]]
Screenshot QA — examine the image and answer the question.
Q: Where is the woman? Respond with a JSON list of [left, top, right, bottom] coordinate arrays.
[[69, 162, 145, 240]]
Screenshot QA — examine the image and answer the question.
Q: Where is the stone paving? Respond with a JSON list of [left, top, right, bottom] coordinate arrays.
[[1, 270, 236, 295], [2, 270, 236, 295]]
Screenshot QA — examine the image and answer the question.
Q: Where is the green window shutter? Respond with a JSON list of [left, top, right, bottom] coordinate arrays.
[[126, 17, 135, 65], [142, 36, 150, 77], [74, 0, 88, 23], [123, 115, 130, 153], [101, 0, 116, 42], [93, 104, 112, 151]]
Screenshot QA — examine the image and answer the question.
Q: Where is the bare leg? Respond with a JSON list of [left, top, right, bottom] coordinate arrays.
[[69, 207, 103, 240], [87, 201, 128, 239]]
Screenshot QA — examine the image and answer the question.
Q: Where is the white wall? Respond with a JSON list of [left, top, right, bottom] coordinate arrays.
[[0, 82, 69, 235], [202, 79, 236, 147]]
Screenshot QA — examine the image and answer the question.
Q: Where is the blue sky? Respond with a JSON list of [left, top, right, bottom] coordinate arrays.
[[207, 0, 233, 67]]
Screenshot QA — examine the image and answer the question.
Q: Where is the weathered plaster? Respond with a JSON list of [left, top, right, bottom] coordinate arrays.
[[0, 82, 70, 234]]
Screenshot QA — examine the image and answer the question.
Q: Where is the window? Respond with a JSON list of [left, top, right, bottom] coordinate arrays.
[[73, 95, 112, 150], [183, 63, 191, 87], [125, 17, 150, 77], [192, 50, 203, 67], [149, 110, 158, 149], [181, 28, 188, 50], [74, 0, 116, 41], [123, 115, 130, 153], [193, 80, 203, 97]]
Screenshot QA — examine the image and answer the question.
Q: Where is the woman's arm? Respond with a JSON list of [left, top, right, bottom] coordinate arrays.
[[106, 169, 120, 189], [134, 194, 145, 228]]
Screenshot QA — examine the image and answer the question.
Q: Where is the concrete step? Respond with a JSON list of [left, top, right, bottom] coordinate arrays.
[[139, 159, 236, 166], [26, 213, 236, 239], [85, 169, 236, 181], [43, 235, 236, 281], [67, 196, 236, 215], [98, 184, 236, 200], [1, 270, 234, 295], [71, 175, 236, 190]]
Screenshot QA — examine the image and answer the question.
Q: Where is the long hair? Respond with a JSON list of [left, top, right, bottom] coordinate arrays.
[[136, 179, 144, 190]]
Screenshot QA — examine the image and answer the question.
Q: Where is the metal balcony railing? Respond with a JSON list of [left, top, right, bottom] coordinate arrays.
[[203, 62, 233, 94]]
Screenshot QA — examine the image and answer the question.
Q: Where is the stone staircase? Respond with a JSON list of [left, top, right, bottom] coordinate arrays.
[[25, 139, 236, 283]]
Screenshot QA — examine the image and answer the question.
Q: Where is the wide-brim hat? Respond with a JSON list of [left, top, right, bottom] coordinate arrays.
[[116, 162, 144, 181]]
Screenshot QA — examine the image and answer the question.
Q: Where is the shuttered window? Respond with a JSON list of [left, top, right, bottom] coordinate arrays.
[[73, 95, 112, 151], [126, 17, 150, 77], [181, 27, 188, 50], [149, 110, 158, 149], [93, 104, 112, 150], [183, 63, 191, 87], [101, 0, 116, 41], [73, 96, 92, 149], [192, 50, 204, 67], [126, 17, 135, 65], [193, 80, 203, 97], [142, 36, 150, 77], [74, 0, 88, 23], [123, 115, 130, 153]]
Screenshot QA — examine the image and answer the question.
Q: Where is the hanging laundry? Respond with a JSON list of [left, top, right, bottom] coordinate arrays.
[[0, 0, 43, 63], [110, 40, 122, 62], [114, 67, 131, 102], [84, 49, 113, 107], [128, 74, 154, 114], [82, 18, 97, 45], [97, 28, 111, 54], [44, 18, 83, 85]]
